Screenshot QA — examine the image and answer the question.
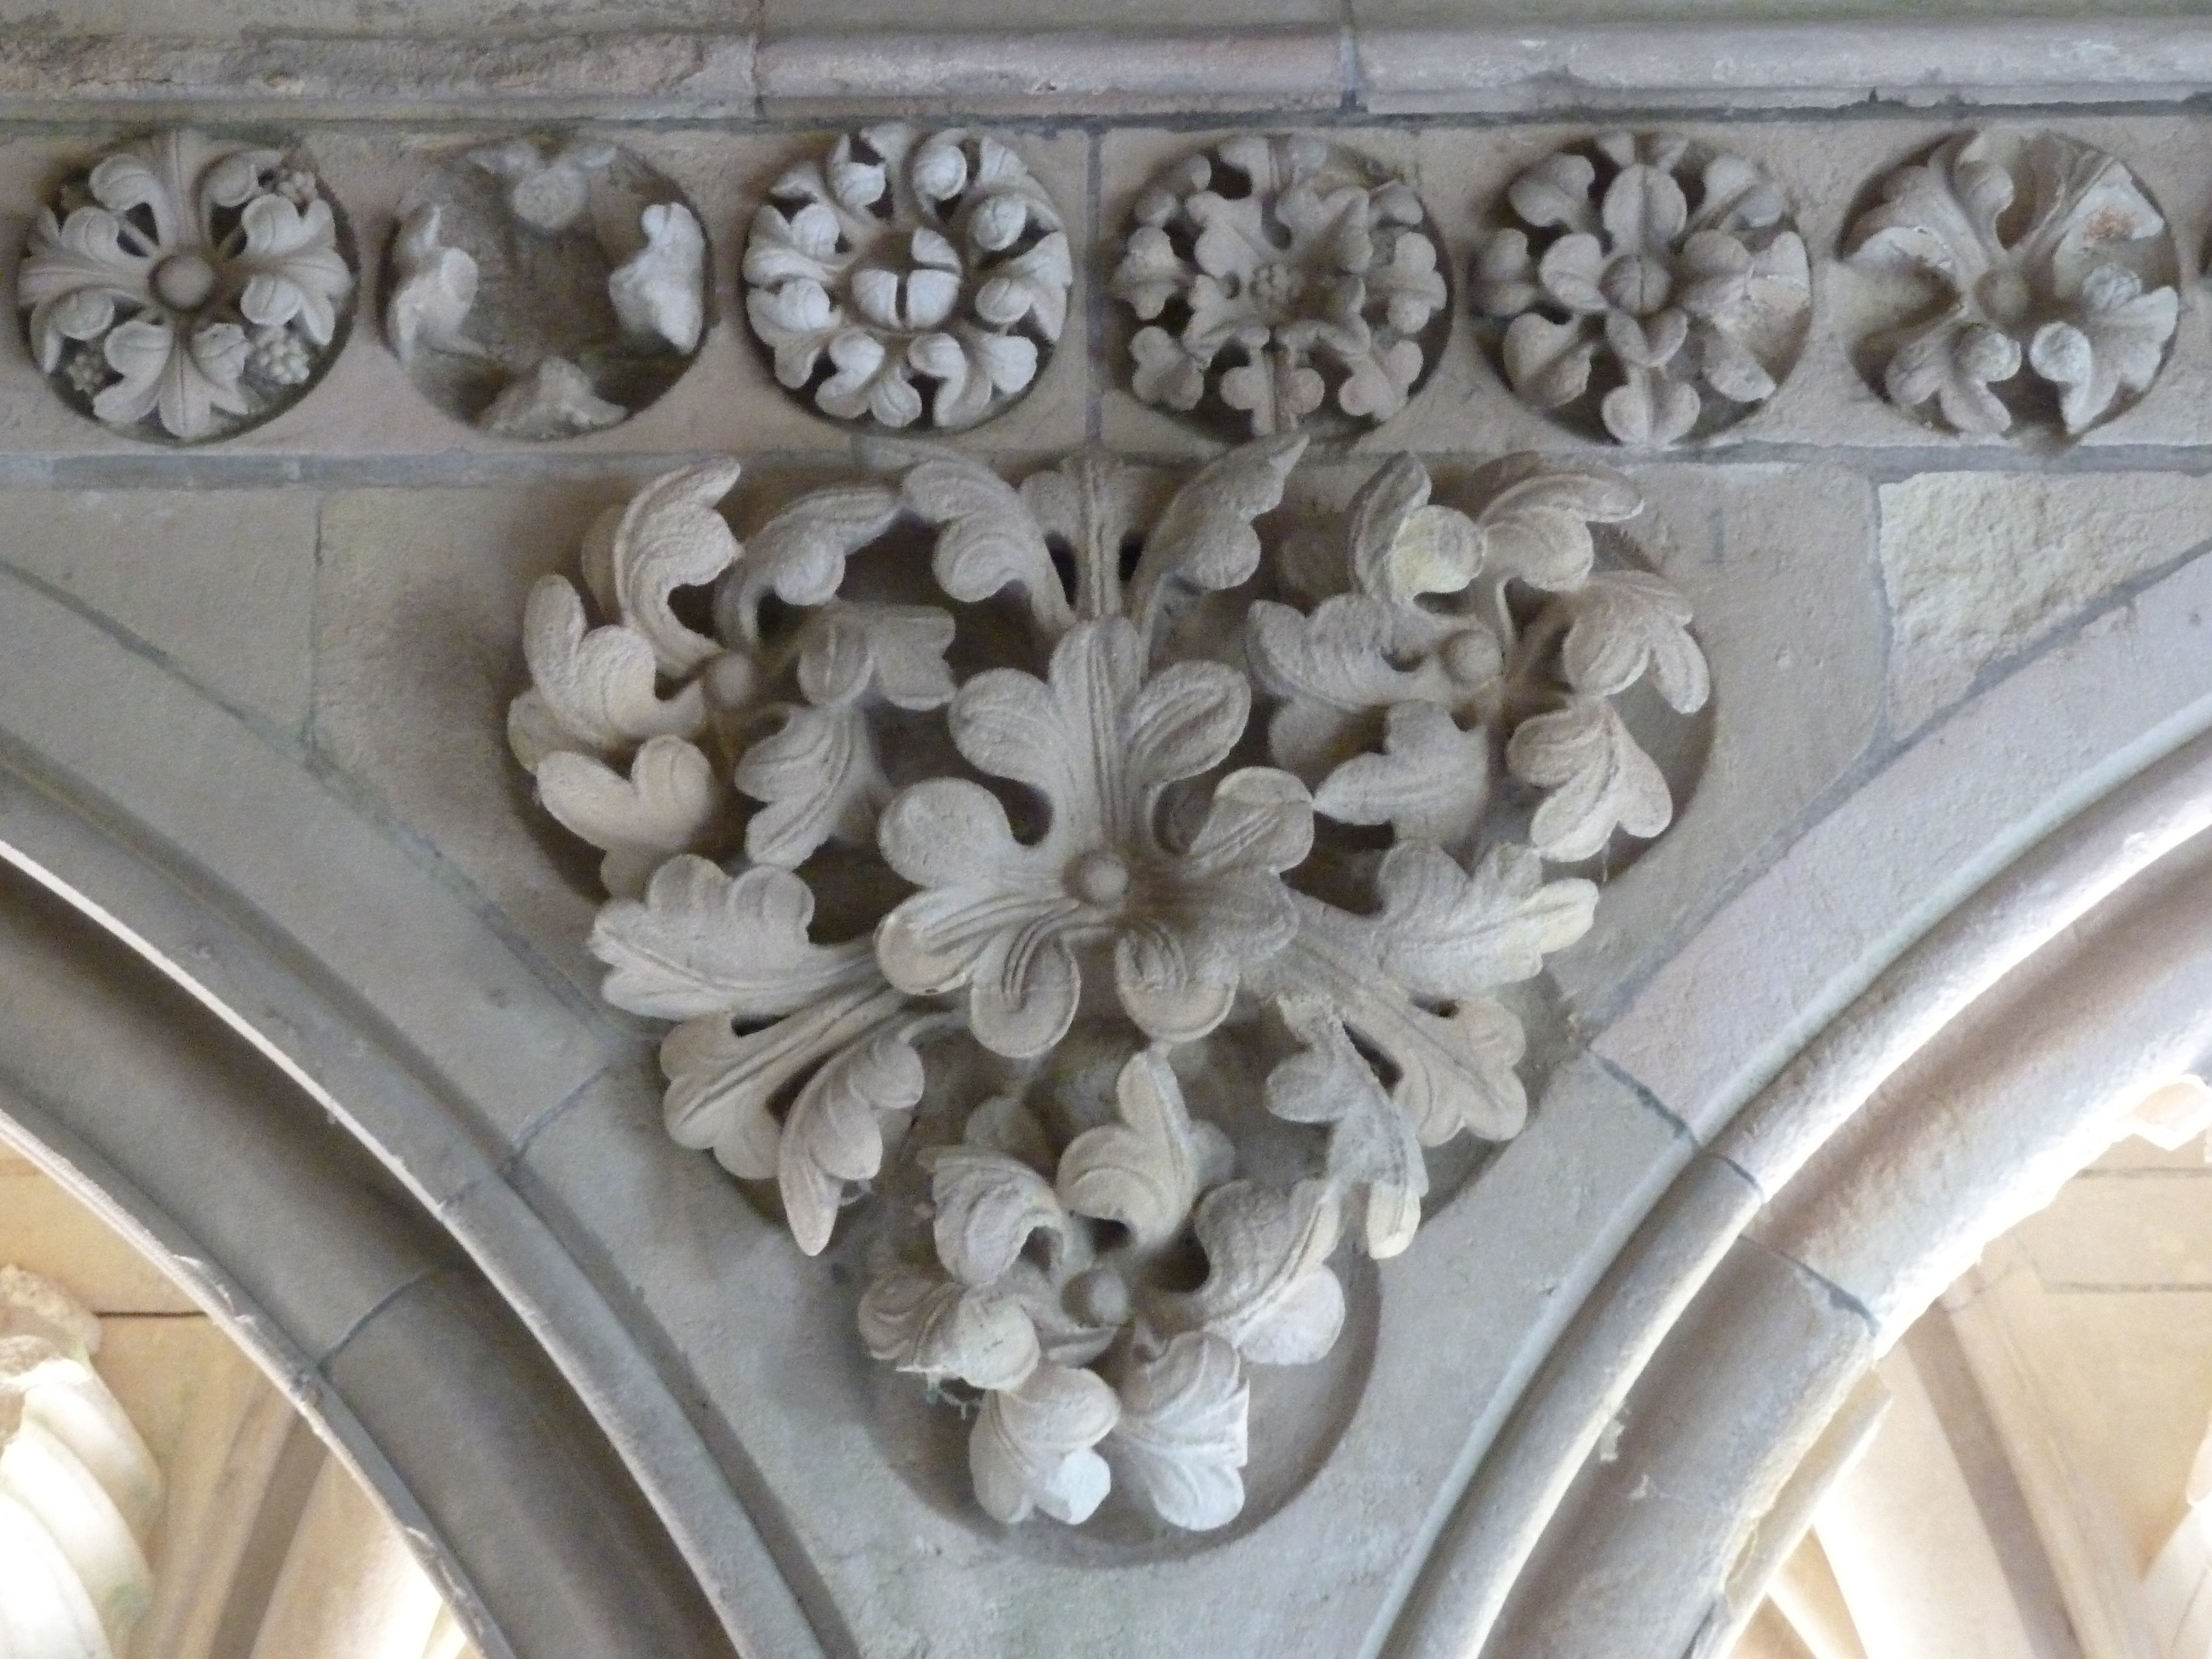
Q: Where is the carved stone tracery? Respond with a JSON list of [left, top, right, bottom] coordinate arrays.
[[1111, 136, 1449, 436], [1473, 131, 1811, 446], [512, 437, 1708, 1531]]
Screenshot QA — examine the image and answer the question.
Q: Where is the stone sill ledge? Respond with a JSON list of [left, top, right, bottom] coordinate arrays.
[[8, 16, 2212, 120]]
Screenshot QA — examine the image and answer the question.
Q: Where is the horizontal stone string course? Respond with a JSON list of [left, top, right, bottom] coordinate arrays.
[[509, 436, 1708, 1533], [10, 121, 2193, 448]]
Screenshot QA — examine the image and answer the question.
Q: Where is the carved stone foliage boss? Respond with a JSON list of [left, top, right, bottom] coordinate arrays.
[[514, 432, 1707, 1529], [19, 130, 354, 443]]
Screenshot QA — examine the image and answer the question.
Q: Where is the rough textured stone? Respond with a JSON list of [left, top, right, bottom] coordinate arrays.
[[1880, 471, 2212, 735]]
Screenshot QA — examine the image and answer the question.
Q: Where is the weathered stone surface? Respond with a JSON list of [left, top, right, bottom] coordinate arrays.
[[316, 481, 634, 1000], [1551, 464, 1885, 1022], [0, 487, 316, 733], [1880, 470, 2212, 735]]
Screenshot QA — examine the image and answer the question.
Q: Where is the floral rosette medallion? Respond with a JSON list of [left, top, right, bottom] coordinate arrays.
[[1845, 129, 2179, 437], [1111, 135, 1449, 437], [743, 124, 1072, 431], [512, 437, 1708, 1531], [1473, 131, 1809, 447], [19, 130, 355, 443]]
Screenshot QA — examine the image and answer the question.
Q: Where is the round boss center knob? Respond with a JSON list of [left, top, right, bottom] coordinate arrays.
[[152, 252, 218, 312], [1067, 848, 1131, 907]]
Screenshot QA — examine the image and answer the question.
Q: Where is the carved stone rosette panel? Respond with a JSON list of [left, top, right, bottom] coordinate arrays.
[[512, 439, 1708, 1531], [1111, 136, 1449, 436], [384, 135, 708, 440], [1845, 129, 2179, 437], [1473, 132, 1810, 446], [742, 125, 1073, 430], [18, 130, 356, 444]]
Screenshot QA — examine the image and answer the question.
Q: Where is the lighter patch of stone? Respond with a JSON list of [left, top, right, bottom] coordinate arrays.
[[1880, 471, 2212, 736]]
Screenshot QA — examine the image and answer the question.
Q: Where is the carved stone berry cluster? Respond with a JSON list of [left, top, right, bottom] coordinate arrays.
[[19, 131, 354, 443], [512, 440, 1708, 1531]]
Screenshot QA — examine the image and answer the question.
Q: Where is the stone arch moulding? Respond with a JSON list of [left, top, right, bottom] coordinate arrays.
[[11, 486, 2212, 1659], [1383, 679, 2212, 1653], [0, 562, 811, 1659], [9, 74, 2212, 1659]]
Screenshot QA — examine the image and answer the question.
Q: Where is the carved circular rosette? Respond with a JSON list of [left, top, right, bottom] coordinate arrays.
[[1473, 131, 1810, 447], [383, 134, 709, 441], [741, 125, 1072, 432], [510, 439, 1709, 1536], [1110, 135, 1451, 438], [1845, 129, 2179, 439], [18, 130, 358, 444]]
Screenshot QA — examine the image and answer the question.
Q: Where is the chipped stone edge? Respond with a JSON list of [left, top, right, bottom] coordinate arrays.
[[8, 17, 2212, 118]]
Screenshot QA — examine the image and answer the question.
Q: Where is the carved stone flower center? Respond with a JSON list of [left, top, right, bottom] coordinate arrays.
[[152, 251, 218, 312], [1443, 630, 1499, 687], [1975, 264, 2034, 326], [1063, 1265, 1130, 1328], [1248, 259, 1307, 320], [1067, 848, 1133, 909], [1601, 252, 1673, 317]]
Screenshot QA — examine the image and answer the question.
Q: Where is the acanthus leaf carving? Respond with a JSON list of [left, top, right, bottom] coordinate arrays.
[[1109, 1332, 1250, 1532], [970, 1363, 1120, 1526], [1845, 129, 2179, 437], [19, 130, 355, 442], [1474, 132, 1808, 446], [513, 434, 1708, 1531], [1159, 1179, 1346, 1366], [743, 125, 1071, 432]]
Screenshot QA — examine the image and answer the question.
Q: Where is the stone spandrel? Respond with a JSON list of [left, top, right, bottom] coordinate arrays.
[[506, 436, 1708, 1535]]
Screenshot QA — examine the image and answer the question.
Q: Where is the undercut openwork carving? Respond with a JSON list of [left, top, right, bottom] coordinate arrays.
[[1110, 136, 1448, 436], [511, 439, 1707, 1531], [742, 125, 1072, 431], [1, 1267, 163, 1659], [19, 130, 354, 443], [384, 135, 708, 440], [1845, 129, 2179, 437], [1473, 132, 1809, 446]]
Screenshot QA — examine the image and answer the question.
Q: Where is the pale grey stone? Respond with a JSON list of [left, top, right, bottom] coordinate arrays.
[[315, 481, 638, 1003], [0, 860, 436, 1368], [1881, 471, 2212, 737], [325, 1269, 731, 1659], [0, 564, 607, 1145], [1550, 464, 1885, 1023], [1597, 545, 2212, 1139], [758, 28, 1343, 116], [0, 487, 316, 733]]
